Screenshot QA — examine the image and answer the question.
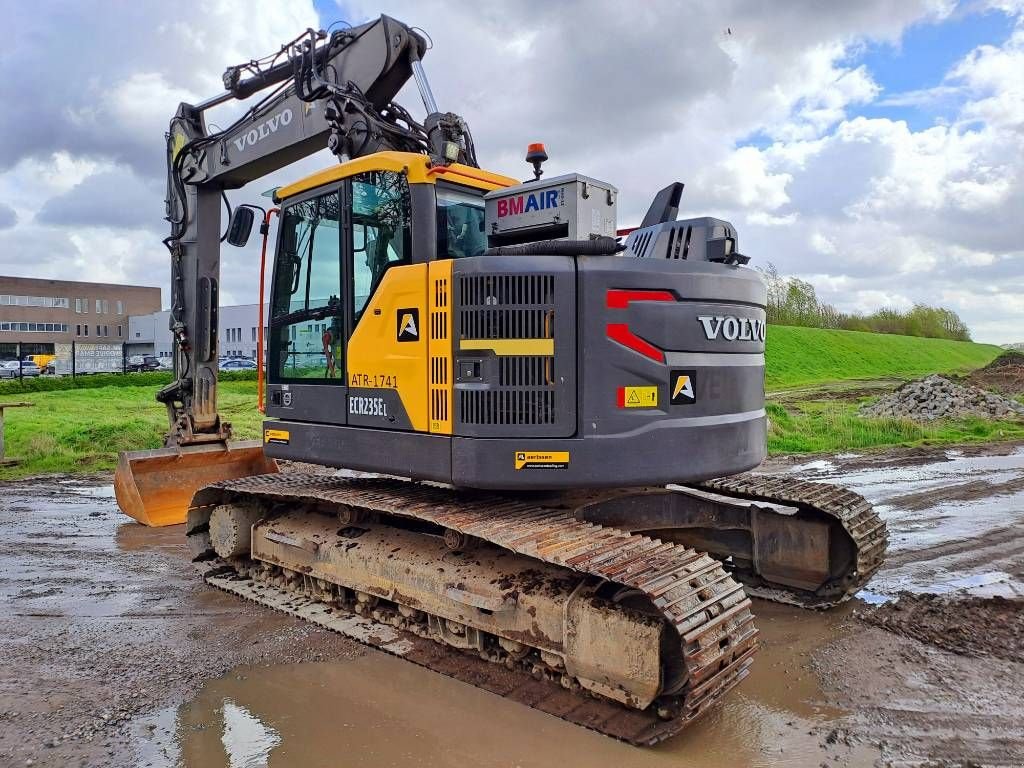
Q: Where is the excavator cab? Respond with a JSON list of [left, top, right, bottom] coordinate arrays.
[[114, 152, 511, 527]]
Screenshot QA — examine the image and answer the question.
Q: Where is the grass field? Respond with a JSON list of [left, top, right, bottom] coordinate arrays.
[[0, 382, 264, 479], [766, 326, 1002, 390], [0, 328, 1017, 479], [766, 401, 1024, 454]]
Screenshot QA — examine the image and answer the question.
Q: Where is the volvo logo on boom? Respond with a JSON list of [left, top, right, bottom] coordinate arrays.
[[697, 315, 766, 342], [233, 108, 293, 152]]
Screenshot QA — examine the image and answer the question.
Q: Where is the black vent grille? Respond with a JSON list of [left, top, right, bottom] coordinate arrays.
[[457, 273, 557, 429], [459, 389, 555, 426], [665, 225, 692, 259], [499, 356, 550, 387], [631, 230, 654, 257]]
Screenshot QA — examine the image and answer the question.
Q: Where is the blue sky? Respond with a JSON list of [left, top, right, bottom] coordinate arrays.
[[855, 4, 1017, 129]]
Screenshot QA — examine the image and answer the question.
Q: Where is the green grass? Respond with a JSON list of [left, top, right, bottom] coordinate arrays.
[[0, 328, 1016, 479], [766, 401, 1024, 454], [766, 326, 1002, 390], [0, 382, 264, 479]]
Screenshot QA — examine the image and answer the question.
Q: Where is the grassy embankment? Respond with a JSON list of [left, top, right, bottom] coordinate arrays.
[[765, 326, 1023, 452], [0, 328, 1020, 479]]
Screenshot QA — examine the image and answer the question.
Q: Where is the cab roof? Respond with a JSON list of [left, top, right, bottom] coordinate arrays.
[[276, 151, 517, 201]]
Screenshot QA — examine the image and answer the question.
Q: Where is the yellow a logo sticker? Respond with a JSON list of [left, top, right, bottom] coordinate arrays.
[[396, 308, 419, 342], [670, 371, 697, 405]]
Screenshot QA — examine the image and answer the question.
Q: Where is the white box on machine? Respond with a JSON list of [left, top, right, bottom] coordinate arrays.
[[484, 173, 617, 245]]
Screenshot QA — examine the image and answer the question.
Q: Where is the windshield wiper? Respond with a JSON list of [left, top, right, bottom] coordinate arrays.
[[271, 300, 341, 328]]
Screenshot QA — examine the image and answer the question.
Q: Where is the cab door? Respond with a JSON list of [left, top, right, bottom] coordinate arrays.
[[344, 169, 430, 431], [265, 184, 348, 424]]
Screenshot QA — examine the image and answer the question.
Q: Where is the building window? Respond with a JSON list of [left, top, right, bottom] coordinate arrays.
[[251, 327, 257, 341], [0, 294, 70, 308], [0, 321, 69, 333], [83, 325, 88, 336], [117, 325, 122, 337], [116, 300, 123, 315]]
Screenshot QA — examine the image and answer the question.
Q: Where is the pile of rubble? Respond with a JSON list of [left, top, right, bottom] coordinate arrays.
[[860, 374, 1024, 421], [968, 350, 1024, 397]]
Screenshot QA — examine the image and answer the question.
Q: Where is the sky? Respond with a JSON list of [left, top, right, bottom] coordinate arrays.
[[1, 0, 1022, 344]]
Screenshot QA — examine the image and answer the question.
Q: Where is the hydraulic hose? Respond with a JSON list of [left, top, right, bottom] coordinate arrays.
[[484, 237, 623, 257]]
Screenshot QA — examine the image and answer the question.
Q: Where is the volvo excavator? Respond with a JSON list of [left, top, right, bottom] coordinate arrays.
[[113, 16, 887, 745]]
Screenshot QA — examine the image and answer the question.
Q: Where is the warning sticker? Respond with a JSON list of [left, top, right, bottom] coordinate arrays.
[[264, 428, 290, 445], [514, 451, 570, 470], [616, 385, 658, 408]]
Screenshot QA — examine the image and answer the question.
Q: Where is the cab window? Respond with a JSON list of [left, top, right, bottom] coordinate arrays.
[[350, 171, 412, 322], [270, 189, 343, 382], [436, 185, 486, 259]]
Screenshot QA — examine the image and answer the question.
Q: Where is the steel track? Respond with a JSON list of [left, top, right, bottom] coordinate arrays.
[[696, 474, 888, 606], [188, 474, 761, 745]]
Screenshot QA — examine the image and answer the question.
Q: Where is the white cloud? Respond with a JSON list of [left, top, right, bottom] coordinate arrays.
[[0, 0, 1020, 344]]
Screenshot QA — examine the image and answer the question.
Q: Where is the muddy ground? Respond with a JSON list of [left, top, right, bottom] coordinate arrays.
[[1, 442, 1023, 768]]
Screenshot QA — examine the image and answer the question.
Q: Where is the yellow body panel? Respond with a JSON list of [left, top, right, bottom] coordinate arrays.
[[459, 338, 555, 356], [347, 263, 431, 432], [427, 260, 454, 434], [277, 151, 517, 200]]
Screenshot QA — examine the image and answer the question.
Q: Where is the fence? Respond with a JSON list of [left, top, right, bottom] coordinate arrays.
[[0, 341, 143, 379]]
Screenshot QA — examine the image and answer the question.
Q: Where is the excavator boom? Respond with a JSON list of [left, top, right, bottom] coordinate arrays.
[[116, 15, 473, 526]]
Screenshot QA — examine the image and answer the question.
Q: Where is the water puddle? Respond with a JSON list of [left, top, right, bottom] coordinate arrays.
[[133, 600, 876, 767], [770, 445, 1024, 598]]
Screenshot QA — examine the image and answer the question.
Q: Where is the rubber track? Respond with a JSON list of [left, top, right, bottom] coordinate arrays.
[[190, 474, 761, 745], [695, 474, 888, 606]]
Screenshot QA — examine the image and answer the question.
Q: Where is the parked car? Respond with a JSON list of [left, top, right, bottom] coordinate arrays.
[[0, 360, 41, 378], [126, 355, 161, 372], [220, 358, 258, 370]]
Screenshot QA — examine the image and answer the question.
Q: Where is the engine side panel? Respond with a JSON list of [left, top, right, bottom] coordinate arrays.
[[448, 256, 767, 489]]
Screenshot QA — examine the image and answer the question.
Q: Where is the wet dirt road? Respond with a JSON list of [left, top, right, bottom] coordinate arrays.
[[1, 441, 1023, 768]]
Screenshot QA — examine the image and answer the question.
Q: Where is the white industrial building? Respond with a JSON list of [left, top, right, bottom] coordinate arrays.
[[128, 303, 269, 360]]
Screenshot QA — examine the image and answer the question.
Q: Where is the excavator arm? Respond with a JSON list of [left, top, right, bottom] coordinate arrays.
[[116, 15, 477, 525]]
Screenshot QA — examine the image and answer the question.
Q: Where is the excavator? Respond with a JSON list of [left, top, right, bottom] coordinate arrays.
[[113, 16, 887, 745]]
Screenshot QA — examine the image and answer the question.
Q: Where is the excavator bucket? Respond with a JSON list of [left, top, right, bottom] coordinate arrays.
[[114, 440, 278, 527]]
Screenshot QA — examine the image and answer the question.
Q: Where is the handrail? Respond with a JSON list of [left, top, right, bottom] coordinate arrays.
[[257, 208, 280, 413]]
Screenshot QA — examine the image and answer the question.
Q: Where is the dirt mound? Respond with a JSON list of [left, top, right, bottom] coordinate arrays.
[[863, 593, 1024, 663], [859, 374, 1024, 421], [968, 350, 1024, 396]]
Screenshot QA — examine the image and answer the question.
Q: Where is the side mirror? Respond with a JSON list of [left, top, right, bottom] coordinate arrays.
[[226, 206, 256, 247]]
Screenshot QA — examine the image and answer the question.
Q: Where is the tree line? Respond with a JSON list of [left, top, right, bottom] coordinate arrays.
[[761, 264, 971, 341]]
